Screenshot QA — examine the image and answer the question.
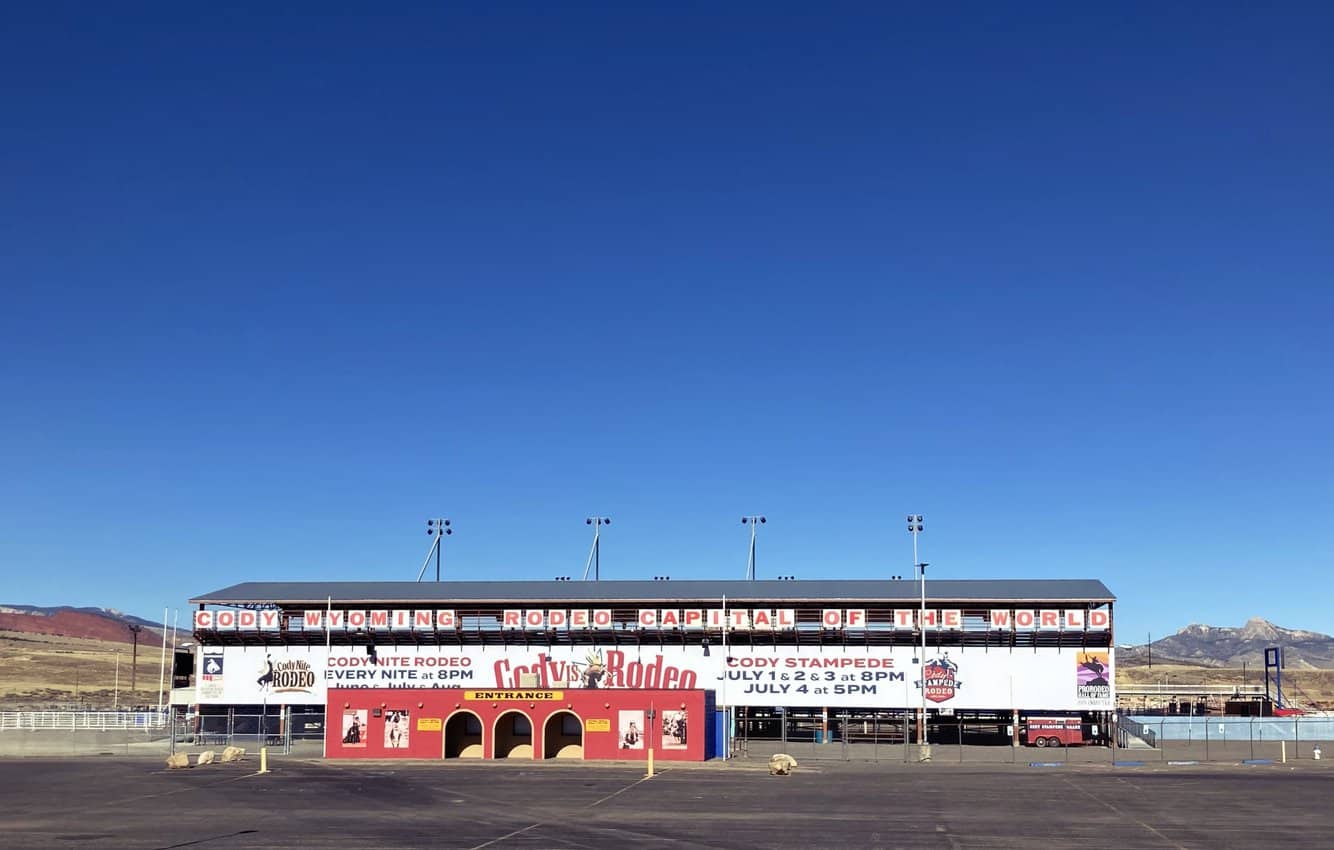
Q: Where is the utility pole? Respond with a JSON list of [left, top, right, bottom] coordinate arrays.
[[128, 624, 143, 699]]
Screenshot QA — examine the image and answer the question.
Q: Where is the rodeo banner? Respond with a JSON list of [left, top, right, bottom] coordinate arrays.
[[196, 644, 1114, 711]]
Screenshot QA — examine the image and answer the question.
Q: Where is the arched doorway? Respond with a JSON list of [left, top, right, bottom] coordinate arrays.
[[542, 711, 583, 759], [443, 711, 483, 758], [492, 710, 533, 759]]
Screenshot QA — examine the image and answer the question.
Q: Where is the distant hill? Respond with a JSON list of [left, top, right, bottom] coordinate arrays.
[[0, 605, 167, 645], [1120, 618, 1334, 669]]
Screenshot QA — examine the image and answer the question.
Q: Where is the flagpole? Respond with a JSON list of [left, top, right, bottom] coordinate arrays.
[[157, 607, 169, 719], [323, 596, 332, 759]]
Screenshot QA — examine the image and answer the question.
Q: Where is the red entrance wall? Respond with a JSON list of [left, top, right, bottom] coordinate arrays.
[[326, 688, 709, 761]]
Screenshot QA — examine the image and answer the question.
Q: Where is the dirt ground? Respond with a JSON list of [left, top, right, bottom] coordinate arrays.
[[1117, 658, 1334, 709], [0, 630, 170, 708]]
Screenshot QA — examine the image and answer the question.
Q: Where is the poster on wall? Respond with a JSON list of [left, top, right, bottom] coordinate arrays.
[[384, 710, 410, 749], [340, 710, 367, 747], [197, 653, 225, 701], [1076, 652, 1112, 706], [202, 644, 1114, 711], [661, 709, 688, 750], [618, 710, 644, 750]]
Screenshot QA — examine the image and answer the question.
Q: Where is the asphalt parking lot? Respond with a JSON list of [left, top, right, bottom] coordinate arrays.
[[2, 756, 1332, 849]]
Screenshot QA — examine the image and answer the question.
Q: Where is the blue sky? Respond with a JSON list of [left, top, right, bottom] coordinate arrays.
[[2, 3, 1331, 642]]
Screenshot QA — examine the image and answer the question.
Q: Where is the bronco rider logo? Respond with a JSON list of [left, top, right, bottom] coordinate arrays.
[[923, 653, 962, 704]]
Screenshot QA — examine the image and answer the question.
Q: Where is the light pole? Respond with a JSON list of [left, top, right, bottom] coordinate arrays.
[[583, 517, 611, 581], [908, 514, 927, 751], [416, 518, 452, 582], [741, 516, 766, 580]]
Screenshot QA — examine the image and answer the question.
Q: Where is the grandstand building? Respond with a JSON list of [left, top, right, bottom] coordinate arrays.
[[188, 578, 1116, 749]]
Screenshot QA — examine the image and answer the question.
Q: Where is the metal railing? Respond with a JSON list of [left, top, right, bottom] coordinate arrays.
[[0, 709, 173, 757], [0, 710, 169, 731], [1119, 715, 1334, 762], [728, 711, 1334, 765]]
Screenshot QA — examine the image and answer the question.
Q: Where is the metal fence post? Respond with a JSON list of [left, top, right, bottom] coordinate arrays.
[[872, 714, 879, 763], [903, 710, 909, 764]]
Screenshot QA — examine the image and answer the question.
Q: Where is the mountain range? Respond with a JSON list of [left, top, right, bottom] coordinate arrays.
[[1120, 618, 1334, 669], [0, 605, 167, 644]]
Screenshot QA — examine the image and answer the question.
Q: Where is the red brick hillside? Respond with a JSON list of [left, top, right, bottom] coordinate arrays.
[[0, 610, 161, 644]]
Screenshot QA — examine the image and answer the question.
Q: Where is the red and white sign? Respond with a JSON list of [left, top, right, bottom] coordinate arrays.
[[198, 606, 1111, 633]]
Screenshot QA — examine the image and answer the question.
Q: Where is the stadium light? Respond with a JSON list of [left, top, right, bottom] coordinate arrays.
[[741, 516, 767, 580], [582, 517, 611, 581], [907, 514, 927, 750], [416, 518, 453, 582]]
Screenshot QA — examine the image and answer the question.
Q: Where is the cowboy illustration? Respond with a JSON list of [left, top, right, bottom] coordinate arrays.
[[581, 651, 606, 688], [256, 654, 274, 691]]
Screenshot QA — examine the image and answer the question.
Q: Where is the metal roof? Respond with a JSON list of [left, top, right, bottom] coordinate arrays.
[[191, 578, 1114, 606]]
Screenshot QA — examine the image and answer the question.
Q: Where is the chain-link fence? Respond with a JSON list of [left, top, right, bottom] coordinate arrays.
[[727, 710, 1334, 765], [172, 707, 326, 756], [1118, 715, 1334, 763], [7, 706, 1330, 765]]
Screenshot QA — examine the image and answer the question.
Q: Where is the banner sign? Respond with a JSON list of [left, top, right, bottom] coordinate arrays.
[[196, 644, 1113, 711], [194, 607, 1108, 632], [464, 690, 564, 701]]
